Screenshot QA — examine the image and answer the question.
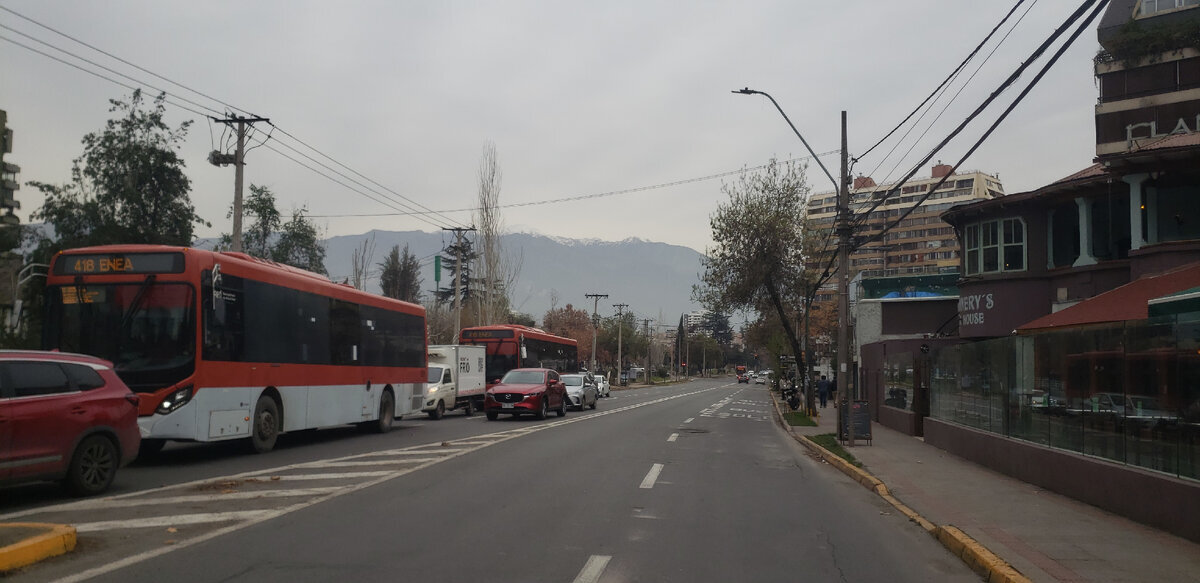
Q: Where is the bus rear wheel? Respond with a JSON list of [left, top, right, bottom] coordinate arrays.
[[362, 390, 394, 434], [248, 395, 280, 453]]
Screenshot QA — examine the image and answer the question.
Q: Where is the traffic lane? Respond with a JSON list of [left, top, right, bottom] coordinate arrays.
[[0, 382, 664, 514], [610, 384, 975, 582], [81, 380, 973, 583], [78, 384, 729, 583]]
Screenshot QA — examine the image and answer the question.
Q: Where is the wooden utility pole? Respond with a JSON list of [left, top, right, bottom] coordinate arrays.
[[613, 303, 628, 374], [209, 115, 269, 253], [585, 293, 608, 371], [836, 111, 855, 446], [642, 319, 653, 384]]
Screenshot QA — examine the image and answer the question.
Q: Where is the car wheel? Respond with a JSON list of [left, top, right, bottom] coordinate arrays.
[[430, 400, 445, 421], [464, 399, 475, 416], [248, 395, 280, 453], [362, 390, 394, 434], [65, 434, 118, 496], [589, 395, 597, 410], [535, 396, 548, 420], [486, 410, 498, 421], [556, 395, 567, 417]]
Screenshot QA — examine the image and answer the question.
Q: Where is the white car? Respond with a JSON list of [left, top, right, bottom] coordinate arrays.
[[594, 373, 611, 397], [754, 374, 767, 385]]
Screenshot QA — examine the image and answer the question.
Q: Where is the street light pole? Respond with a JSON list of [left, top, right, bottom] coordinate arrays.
[[734, 88, 858, 445]]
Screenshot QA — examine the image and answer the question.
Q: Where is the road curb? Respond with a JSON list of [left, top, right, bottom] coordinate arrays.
[[769, 392, 1029, 583], [0, 523, 77, 574]]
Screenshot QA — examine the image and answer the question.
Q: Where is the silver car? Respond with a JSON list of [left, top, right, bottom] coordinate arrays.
[[561, 374, 598, 410]]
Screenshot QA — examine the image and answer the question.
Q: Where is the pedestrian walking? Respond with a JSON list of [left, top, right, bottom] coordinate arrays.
[[817, 375, 831, 408]]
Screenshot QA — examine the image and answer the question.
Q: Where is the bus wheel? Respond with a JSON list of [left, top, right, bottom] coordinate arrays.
[[249, 395, 280, 453], [463, 399, 475, 416], [364, 390, 394, 434]]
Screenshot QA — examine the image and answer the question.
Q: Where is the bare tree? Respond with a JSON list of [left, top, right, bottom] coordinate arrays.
[[350, 233, 376, 291], [473, 141, 521, 324]]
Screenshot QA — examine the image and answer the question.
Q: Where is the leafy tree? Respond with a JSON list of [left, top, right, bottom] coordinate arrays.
[[379, 243, 423, 303], [694, 158, 814, 394], [702, 311, 734, 346], [271, 207, 326, 274], [241, 184, 282, 258], [436, 237, 477, 307], [507, 311, 536, 327], [542, 303, 594, 363], [28, 89, 207, 256]]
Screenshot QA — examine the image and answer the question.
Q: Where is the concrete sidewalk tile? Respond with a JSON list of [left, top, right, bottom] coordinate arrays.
[[0, 523, 77, 573]]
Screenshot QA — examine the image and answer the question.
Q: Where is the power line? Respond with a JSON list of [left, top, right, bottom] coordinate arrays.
[[0, 6, 467, 230], [307, 151, 839, 218], [858, 0, 1033, 163]]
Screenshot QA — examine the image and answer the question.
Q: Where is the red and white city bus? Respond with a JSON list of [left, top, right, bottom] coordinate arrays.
[[43, 245, 427, 454], [457, 324, 578, 387]]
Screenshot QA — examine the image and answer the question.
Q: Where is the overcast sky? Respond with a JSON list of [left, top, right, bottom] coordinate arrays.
[[1, 1, 1103, 254]]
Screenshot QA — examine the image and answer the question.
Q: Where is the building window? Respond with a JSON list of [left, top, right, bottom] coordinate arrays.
[[1137, 0, 1199, 17], [964, 218, 1026, 275]]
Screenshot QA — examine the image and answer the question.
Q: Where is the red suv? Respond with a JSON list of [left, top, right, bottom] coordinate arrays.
[[0, 351, 141, 496], [484, 368, 568, 420]]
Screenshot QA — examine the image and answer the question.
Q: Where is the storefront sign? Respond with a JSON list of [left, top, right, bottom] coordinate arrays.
[[958, 293, 994, 326], [1126, 115, 1200, 142]]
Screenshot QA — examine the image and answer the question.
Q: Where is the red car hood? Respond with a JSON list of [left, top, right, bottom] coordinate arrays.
[[488, 383, 545, 394]]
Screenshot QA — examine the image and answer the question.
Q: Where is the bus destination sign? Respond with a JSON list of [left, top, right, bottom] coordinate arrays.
[[55, 252, 185, 275], [460, 329, 515, 340]]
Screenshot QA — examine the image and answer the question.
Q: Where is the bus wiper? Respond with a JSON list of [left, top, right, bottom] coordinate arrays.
[[118, 274, 157, 335]]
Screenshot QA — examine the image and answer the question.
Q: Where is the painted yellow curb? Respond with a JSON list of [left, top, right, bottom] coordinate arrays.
[[769, 392, 1029, 583], [0, 523, 77, 573]]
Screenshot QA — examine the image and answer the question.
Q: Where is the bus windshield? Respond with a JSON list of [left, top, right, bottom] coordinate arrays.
[[45, 282, 196, 392]]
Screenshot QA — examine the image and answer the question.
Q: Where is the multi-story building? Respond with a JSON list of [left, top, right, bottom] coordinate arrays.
[[806, 165, 1004, 302]]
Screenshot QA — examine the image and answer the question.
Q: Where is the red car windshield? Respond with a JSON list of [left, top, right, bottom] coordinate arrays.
[[501, 370, 545, 384]]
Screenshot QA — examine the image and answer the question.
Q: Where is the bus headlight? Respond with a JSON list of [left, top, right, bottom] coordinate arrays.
[[156, 385, 194, 415]]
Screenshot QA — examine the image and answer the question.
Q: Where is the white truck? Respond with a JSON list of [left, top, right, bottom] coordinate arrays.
[[421, 345, 487, 419]]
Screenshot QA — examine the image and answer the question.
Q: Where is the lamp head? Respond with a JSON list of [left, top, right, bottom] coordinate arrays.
[[733, 87, 759, 95]]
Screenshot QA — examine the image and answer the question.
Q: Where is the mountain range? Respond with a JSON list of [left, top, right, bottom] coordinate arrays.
[[322, 230, 706, 323]]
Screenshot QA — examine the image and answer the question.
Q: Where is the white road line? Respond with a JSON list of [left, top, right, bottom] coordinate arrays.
[[57, 487, 344, 510], [667, 433, 678, 442], [264, 471, 393, 480], [572, 555, 612, 583], [75, 510, 275, 533], [684, 417, 695, 423], [304, 458, 441, 468], [639, 463, 664, 489]]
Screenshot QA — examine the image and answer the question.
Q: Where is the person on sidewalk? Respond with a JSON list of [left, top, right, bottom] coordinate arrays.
[[817, 375, 831, 408]]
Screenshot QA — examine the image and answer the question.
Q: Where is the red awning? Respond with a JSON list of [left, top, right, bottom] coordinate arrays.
[[1017, 262, 1200, 332]]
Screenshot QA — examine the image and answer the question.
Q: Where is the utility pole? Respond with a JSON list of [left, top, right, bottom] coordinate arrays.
[[613, 303, 628, 376], [835, 111, 856, 446], [642, 318, 652, 384], [209, 115, 269, 253], [444, 227, 476, 338], [585, 293, 608, 371]]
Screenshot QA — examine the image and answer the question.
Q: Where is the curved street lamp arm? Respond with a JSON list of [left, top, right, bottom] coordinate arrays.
[[733, 88, 840, 193]]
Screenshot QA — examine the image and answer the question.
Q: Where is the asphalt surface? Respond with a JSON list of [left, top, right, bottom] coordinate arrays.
[[3, 379, 974, 582]]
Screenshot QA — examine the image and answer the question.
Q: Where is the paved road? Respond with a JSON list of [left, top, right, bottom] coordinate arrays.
[[3, 379, 975, 582]]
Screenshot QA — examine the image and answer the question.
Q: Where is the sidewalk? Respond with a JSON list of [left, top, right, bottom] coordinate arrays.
[[778, 398, 1200, 582]]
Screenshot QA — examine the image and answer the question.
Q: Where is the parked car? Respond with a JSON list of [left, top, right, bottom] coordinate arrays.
[[0, 350, 141, 496], [561, 374, 599, 410], [594, 373, 611, 397], [484, 368, 568, 420]]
